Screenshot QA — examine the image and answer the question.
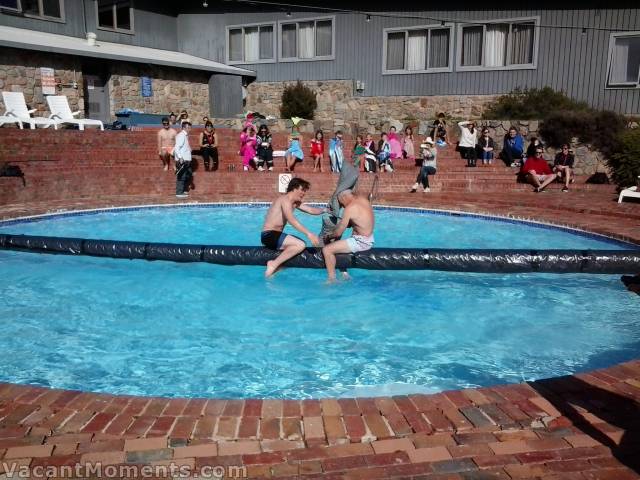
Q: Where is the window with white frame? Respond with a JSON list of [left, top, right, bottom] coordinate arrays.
[[0, 0, 64, 19], [97, 0, 133, 32], [279, 17, 334, 61], [459, 19, 537, 70], [227, 23, 276, 64], [384, 25, 452, 73], [607, 32, 640, 87]]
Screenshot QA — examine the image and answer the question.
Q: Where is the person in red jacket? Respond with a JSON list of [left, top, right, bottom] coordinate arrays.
[[521, 147, 555, 192]]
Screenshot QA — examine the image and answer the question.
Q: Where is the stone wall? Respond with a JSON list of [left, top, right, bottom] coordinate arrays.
[[0, 48, 212, 122], [108, 63, 210, 120], [479, 120, 606, 176], [0, 47, 84, 116], [246, 80, 499, 134]]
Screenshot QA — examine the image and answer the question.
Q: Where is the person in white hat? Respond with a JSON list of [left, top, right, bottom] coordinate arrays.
[[411, 137, 437, 193]]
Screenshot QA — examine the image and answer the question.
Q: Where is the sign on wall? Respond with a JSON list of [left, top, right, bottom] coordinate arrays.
[[40, 68, 56, 95], [141, 76, 153, 97]]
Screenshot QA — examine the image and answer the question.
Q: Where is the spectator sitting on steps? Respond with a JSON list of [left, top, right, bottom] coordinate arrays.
[[553, 144, 575, 192], [411, 137, 437, 193], [431, 113, 448, 146], [526, 136, 544, 158], [256, 124, 274, 172], [521, 146, 555, 193], [478, 128, 495, 165], [199, 121, 218, 172], [501, 126, 525, 168]]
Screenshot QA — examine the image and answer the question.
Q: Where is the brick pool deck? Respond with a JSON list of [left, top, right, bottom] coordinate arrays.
[[1, 190, 639, 479]]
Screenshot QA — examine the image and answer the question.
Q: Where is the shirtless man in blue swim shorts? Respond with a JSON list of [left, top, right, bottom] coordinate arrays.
[[261, 177, 323, 277], [322, 190, 375, 282]]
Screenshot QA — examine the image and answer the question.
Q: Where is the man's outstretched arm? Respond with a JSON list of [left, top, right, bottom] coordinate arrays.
[[298, 204, 326, 215]]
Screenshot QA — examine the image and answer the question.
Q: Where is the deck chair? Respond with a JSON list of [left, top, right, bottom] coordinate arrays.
[[618, 186, 640, 203], [0, 114, 22, 129], [46, 95, 104, 131], [1, 92, 57, 129]]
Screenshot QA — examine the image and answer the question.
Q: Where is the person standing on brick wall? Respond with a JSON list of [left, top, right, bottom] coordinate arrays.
[[157, 117, 176, 172], [174, 121, 193, 198]]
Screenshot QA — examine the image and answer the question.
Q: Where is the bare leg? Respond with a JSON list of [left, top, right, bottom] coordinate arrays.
[[528, 172, 541, 189], [322, 239, 352, 282], [538, 174, 557, 191], [159, 153, 169, 171], [265, 235, 306, 277], [564, 167, 572, 188]]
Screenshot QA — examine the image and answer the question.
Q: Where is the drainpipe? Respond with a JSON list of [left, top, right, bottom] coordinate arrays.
[[81, 0, 88, 38]]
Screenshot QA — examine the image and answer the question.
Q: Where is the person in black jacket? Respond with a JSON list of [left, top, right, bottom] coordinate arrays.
[[256, 124, 274, 171], [553, 144, 575, 192], [526, 137, 544, 158], [477, 128, 495, 165]]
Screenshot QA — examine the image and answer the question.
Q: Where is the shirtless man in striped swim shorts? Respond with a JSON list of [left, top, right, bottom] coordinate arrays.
[[322, 190, 375, 282]]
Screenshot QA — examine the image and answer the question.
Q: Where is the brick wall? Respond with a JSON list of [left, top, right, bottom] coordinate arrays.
[[0, 128, 363, 206]]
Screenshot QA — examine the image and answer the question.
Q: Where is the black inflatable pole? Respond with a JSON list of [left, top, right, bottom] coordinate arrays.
[[1, 234, 640, 274]]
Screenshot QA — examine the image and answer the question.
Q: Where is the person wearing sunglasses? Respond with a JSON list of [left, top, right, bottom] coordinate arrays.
[[521, 148, 555, 192], [478, 129, 495, 165], [553, 144, 575, 192], [157, 117, 176, 172]]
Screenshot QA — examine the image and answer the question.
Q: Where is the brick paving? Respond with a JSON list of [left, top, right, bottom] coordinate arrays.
[[1, 128, 639, 478], [0, 362, 638, 479]]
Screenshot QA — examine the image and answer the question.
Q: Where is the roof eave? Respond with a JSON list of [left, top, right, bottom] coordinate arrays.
[[0, 39, 256, 77]]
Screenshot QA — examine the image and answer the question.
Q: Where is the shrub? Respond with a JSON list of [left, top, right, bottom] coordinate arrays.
[[280, 80, 317, 120], [606, 128, 640, 189], [482, 87, 590, 120], [539, 110, 626, 155]]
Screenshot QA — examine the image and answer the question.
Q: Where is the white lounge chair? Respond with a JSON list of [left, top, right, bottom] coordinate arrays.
[[1, 92, 57, 129], [618, 186, 640, 203], [46, 95, 104, 131], [0, 114, 22, 129]]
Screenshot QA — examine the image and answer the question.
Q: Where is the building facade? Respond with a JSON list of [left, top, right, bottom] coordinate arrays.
[[1, 1, 638, 124], [0, 0, 253, 122]]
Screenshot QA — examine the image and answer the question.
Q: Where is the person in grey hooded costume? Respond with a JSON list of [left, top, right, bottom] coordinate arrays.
[[319, 154, 360, 244]]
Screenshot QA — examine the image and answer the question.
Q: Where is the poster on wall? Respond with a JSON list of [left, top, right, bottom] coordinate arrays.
[[40, 68, 56, 95], [141, 76, 153, 97]]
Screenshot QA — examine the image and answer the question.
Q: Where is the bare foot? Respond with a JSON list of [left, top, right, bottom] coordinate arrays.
[[265, 260, 277, 278], [163, 165, 168, 171], [326, 276, 338, 284], [341, 271, 351, 281]]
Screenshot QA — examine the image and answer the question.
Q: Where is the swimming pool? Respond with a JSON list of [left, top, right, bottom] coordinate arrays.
[[0, 204, 638, 398]]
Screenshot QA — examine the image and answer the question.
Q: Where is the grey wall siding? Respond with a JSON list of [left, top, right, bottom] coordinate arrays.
[[177, 8, 640, 114], [0, 1, 178, 51], [0, 0, 84, 36], [85, 0, 178, 50]]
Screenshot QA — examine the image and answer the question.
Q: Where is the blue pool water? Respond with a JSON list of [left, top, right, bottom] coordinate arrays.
[[0, 205, 638, 399]]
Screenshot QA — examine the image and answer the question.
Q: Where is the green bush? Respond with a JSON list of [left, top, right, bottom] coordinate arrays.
[[606, 129, 640, 189], [482, 87, 590, 120], [280, 80, 317, 120], [539, 110, 626, 155]]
